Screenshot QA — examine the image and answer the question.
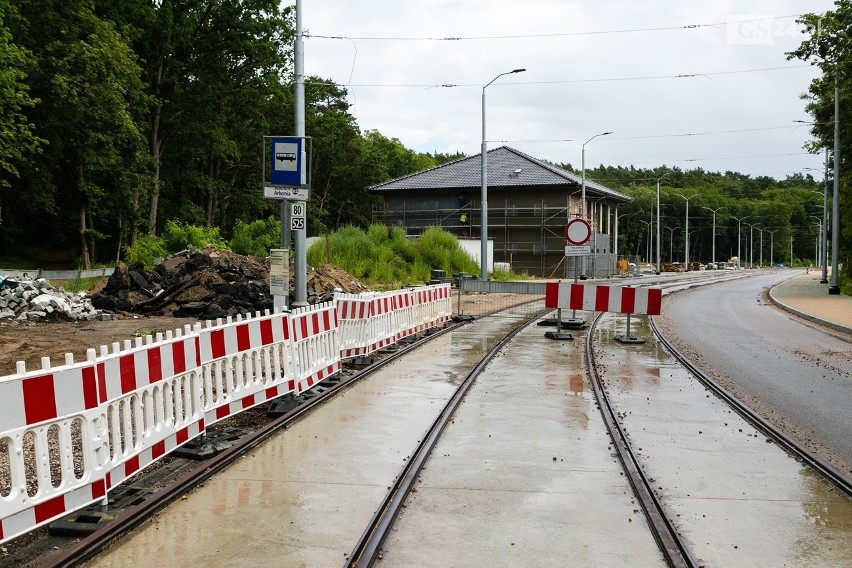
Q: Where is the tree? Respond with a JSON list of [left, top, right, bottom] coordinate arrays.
[[788, 2, 852, 277], [0, 0, 43, 238]]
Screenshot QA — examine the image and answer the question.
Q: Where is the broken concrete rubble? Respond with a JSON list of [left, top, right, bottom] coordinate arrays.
[[0, 277, 113, 322]]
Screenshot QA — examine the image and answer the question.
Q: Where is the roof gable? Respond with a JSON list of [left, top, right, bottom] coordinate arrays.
[[368, 146, 629, 202]]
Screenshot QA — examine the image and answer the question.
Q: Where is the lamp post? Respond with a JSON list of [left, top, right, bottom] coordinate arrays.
[[766, 229, 779, 266], [743, 222, 756, 268], [480, 68, 525, 281], [655, 172, 671, 274], [614, 212, 630, 258], [702, 206, 724, 268], [674, 193, 698, 271], [637, 219, 651, 264], [730, 216, 748, 269], [809, 215, 823, 268], [829, 78, 841, 294], [755, 226, 764, 267], [664, 226, 678, 263], [581, 131, 612, 277], [804, 152, 830, 282]]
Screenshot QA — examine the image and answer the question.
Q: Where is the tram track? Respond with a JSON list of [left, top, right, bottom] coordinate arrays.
[[649, 316, 852, 498], [586, 274, 852, 568], [39, 319, 468, 568], [343, 310, 545, 567]]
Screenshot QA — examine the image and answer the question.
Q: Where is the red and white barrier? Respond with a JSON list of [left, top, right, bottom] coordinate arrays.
[[0, 355, 105, 543], [544, 282, 662, 315], [290, 302, 341, 393], [0, 284, 453, 545], [198, 311, 295, 427], [335, 293, 374, 358]]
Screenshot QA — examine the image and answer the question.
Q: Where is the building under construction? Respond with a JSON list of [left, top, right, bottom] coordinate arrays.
[[370, 146, 632, 277]]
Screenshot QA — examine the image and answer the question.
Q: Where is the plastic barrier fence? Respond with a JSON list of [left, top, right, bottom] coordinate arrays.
[[0, 284, 451, 543], [544, 282, 662, 315]]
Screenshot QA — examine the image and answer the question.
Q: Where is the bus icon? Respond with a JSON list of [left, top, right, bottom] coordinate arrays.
[[276, 152, 296, 162]]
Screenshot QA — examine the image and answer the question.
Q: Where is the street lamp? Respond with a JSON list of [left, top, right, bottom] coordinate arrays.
[[730, 216, 748, 269], [637, 219, 651, 264], [743, 222, 756, 268], [614, 212, 630, 258], [580, 131, 612, 277], [755, 226, 764, 267], [664, 226, 678, 263], [674, 193, 699, 271], [804, 152, 830, 283], [480, 68, 525, 280], [809, 215, 823, 268], [702, 206, 724, 268], [656, 172, 671, 273], [766, 229, 780, 266], [829, 77, 840, 294]]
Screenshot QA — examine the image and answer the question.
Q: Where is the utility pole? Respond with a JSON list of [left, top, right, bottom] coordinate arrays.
[[293, 0, 307, 306], [829, 77, 841, 294]]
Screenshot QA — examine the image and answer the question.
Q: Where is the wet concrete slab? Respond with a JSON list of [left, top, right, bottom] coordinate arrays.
[[86, 313, 531, 567], [376, 317, 666, 567], [595, 314, 852, 568]]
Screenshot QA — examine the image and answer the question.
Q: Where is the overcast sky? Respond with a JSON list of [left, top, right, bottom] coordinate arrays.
[[301, 0, 834, 181]]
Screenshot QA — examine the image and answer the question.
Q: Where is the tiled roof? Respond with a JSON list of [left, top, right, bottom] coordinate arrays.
[[368, 146, 630, 202]]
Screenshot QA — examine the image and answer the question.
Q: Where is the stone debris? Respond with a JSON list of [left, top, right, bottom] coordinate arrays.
[[89, 245, 369, 320], [0, 276, 114, 322]]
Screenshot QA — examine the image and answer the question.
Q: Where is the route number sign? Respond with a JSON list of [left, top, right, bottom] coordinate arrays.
[[565, 219, 591, 246], [291, 202, 305, 231]]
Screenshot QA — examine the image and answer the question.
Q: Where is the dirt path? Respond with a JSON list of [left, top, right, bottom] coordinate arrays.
[[0, 316, 199, 376]]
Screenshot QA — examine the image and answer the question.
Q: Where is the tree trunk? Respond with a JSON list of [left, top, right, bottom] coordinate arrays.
[[79, 204, 91, 270], [147, 57, 165, 236]]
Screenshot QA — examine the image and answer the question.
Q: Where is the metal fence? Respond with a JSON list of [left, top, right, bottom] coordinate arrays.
[[0, 267, 115, 280], [455, 279, 547, 318]]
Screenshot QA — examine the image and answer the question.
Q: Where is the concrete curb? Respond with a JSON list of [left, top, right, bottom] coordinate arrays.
[[768, 284, 852, 336]]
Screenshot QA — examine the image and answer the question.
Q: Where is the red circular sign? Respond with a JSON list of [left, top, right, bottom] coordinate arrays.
[[565, 219, 591, 245]]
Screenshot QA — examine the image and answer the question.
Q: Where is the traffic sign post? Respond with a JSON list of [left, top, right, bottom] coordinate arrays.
[[561, 219, 592, 329], [262, 136, 312, 311], [565, 218, 591, 246]]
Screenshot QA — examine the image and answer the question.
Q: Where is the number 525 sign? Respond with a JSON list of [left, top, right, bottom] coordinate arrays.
[[291, 203, 305, 231]]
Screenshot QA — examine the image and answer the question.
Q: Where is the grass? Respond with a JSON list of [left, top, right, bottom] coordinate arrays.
[[309, 225, 487, 287]]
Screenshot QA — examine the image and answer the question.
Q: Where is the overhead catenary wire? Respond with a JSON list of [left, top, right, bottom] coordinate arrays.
[[305, 14, 808, 42], [307, 64, 812, 89]]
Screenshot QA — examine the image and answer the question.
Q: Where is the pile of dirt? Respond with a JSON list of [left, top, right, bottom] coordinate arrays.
[[90, 246, 369, 320]]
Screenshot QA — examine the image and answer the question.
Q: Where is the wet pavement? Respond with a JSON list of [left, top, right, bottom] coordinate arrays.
[[595, 313, 852, 567], [376, 318, 666, 567], [86, 307, 532, 567]]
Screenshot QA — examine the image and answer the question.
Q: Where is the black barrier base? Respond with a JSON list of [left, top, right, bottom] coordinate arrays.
[[49, 486, 155, 537], [614, 334, 646, 344], [173, 427, 248, 460], [544, 331, 574, 341]]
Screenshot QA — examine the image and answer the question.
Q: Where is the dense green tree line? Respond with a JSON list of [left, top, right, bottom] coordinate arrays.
[[565, 164, 827, 267], [0, 0, 458, 267], [0, 0, 846, 280]]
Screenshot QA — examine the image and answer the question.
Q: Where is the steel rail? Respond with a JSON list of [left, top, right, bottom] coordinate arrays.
[[41, 321, 465, 568], [586, 312, 698, 568], [649, 316, 852, 498], [343, 308, 546, 568]]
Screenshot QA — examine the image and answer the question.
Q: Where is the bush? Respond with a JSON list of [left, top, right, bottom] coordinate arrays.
[[230, 217, 280, 256], [160, 220, 228, 252], [123, 234, 169, 267], [307, 224, 479, 286]]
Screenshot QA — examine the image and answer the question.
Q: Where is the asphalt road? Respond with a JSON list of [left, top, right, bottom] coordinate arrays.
[[658, 271, 852, 475]]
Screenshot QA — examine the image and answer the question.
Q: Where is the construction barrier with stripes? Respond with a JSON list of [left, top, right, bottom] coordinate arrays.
[[0, 283, 452, 544]]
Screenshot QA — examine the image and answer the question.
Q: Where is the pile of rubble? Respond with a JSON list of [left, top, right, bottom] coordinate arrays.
[[89, 246, 369, 320], [0, 277, 113, 322]]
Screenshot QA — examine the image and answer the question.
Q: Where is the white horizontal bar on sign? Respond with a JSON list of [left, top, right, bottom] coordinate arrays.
[[565, 245, 591, 257]]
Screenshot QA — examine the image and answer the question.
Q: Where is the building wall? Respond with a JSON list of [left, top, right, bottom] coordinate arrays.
[[377, 186, 619, 277]]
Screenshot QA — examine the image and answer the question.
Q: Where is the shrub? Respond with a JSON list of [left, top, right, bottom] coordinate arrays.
[[230, 217, 280, 256]]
